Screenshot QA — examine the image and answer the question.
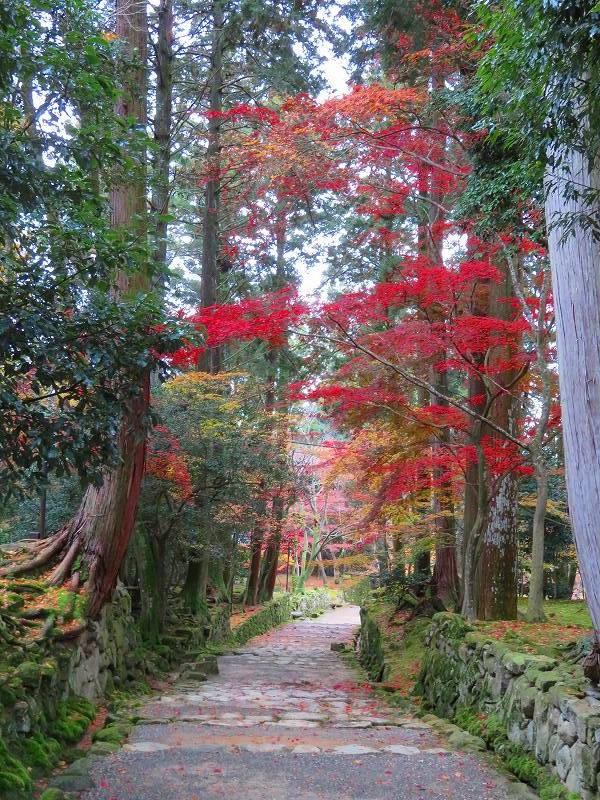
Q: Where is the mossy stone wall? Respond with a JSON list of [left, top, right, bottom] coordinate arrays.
[[232, 595, 294, 644], [0, 583, 231, 799], [417, 612, 600, 800], [357, 605, 389, 682], [232, 590, 333, 646]]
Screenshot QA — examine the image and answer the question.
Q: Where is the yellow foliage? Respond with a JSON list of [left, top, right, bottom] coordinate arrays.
[[519, 494, 569, 522]]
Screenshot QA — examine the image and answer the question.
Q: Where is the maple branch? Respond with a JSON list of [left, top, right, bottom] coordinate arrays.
[[343, 124, 469, 178], [294, 321, 525, 450]]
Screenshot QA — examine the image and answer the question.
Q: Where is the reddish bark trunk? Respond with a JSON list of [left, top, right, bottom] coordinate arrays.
[[258, 537, 281, 602], [245, 516, 264, 606], [46, 0, 149, 619], [433, 528, 458, 605], [258, 494, 284, 602], [475, 470, 518, 620]]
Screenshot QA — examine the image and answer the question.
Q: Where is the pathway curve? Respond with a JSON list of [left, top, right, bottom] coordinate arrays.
[[81, 606, 514, 800]]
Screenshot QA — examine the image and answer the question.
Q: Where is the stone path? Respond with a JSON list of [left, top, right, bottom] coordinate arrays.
[[80, 606, 515, 800]]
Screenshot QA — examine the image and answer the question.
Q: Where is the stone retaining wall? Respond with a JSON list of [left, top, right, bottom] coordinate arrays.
[[418, 612, 600, 799], [357, 605, 389, 682], [67, 585, 230, 700], [232, 595, 294, 645], [0, 583, 231, 797], [66, 583, 142, 700], [232, 590, 333, 645]]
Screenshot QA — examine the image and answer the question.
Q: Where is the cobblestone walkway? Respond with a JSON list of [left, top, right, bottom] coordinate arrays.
[[81, 606, 514, 800]]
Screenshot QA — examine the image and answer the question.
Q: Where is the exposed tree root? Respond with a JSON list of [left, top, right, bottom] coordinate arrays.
[[394, 577, 446, 621], [68, 571, 81, 591], [583, 640, 600, 686], [0, 530, 69, 577], [0, 520, 91, 645], [19, 608, 52, 620], [47, 536, 80, 586]]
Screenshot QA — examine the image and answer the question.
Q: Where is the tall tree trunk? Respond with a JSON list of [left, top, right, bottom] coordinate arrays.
[[461, 441, 488, 620], [244, 509, 265, 605], [258, 493, 284, 601], [316, 549, 327, 586], [475, 258, 519, 621], [475, 471, 518, 619], [152, 0, 173, 272], [431, 368, 459, 606], [6, 11, 151, 615], [21, 0, 151, 620], [504, 254, 552, 623], [137, 529, 168, 641], [183, 558, 203, 615], [527, 457, 548, 620], [545, 146, 600, 635], [460, 280, 489, 606], [414, 548, 431, 579], [199, 0, 223, 374], [183, 502, 211, 616], [255, 222, 289, 602], [188, 0, 224, 612], [420, 81, 459, 605]]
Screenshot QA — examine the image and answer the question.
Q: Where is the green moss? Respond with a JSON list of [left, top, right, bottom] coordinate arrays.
[[417, 646, 461, 716], [431, 611, 475, 638], [454, 707, 484, 738], [0, 682, 18, 705], [358, 610, 388, 681], [5, 579, 45, 594], [464, 630, 492, 647], [89, 741, 121, 755], [92, 722, 132, 744], [73, 593, 88, 621], [107, 681, 152, 718], [483, 713, 506, 747], [67, 696, 96, 721], [55, 589, 76, 621], [39, 658, 58, 679], [518, 599, 592, 629], [50, 697, 96, 743], [539, 783, 580, 800], [232, 596, 293, 645], [21, 732, 61, 770], [40, 789, 65, 800], [51, 715, 86, 743], [0, 736, 32, 793], [453, 707, 578, 800], [502, 748, 542, 785], [5, 592, 25, 610], [15, 660, 42, 687]]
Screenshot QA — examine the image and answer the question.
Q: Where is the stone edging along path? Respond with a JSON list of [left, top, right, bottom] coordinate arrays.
[[417, 613, 598, 799], [41, 605, 533, 800]]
